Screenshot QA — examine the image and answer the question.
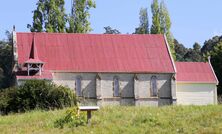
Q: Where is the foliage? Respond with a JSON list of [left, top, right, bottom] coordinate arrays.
[[174, 39, 188, 61], [28, 0, 67, 32], [150, 0, 161, 34], [174, 39, 203, 62], [159, 1, 175, 59], [0, 31, 13, 89], [0, 87, 17, 115], [134, 8, 149, 34], [67, 0, 96, 33], [1, 106, 222, 133], [159, 1, 171, 34], [54, 107, 86, 128], [0, 80, 77, 115], [208, 42, 222, 94], [194, 35, 222, 95], [183, 42, 203, 62], [150, 0, 175, 59], [218, 95, 222, 104], [103, 26, 121, 34], [201, 35, 222, 54]]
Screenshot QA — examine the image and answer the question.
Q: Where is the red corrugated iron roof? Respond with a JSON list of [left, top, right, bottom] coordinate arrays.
[[16, 32, 175, 73], [175, 62, 218, 83]]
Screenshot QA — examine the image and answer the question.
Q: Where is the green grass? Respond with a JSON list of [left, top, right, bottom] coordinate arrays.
[[1, 105, 222, 134]]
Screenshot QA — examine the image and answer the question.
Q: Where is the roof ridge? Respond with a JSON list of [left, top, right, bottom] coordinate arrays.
[[16, 32, 164, 36]]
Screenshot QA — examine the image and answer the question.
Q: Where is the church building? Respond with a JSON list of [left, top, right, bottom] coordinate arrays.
[[12, 31, 218, 106]]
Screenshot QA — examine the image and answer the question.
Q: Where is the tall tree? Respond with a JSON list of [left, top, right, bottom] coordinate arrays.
[[183, 42, 203, 62], [150, 0, 161, 34], [28, 0, 66, 33], [159, 1, 175, 59], [67, 0, 96, 33], [134, 8, 149, 34], [193, 42, 201, 52], [209, 42, 222, 94], [104, 26, 121, 34], [201, 35, 222, 54], [0, 31, 13, 89], [174, 39, 188, 61]]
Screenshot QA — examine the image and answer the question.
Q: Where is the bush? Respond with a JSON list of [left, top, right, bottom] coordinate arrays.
[[0, 80, 77, 115], [54, 107, 87, 128], [0, 87, 17, 114]]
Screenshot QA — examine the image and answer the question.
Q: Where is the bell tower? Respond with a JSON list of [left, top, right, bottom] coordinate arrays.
[[24, 34, 44, 76]]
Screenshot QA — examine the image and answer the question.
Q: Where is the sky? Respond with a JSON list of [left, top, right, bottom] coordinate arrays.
[[0, 0, 222, 48]]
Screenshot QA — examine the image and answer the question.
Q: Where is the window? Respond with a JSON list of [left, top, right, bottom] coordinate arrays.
[[113, 77, 120, 97], [76, 77, 82, 96], [150, 76, 158, 97]]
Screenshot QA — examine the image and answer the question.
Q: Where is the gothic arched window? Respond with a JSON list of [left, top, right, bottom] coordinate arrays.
[[113, 76, 120, 97], [150, 76, 158, 97], [76, 76, 82, 96]]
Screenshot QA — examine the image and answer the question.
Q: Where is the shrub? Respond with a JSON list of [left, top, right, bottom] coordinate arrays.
[[0, 87, 17, 114], [54, 106, 87, 128], [0, 80, 77, 115]]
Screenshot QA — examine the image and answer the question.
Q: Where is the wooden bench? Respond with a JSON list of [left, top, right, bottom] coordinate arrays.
[[79, 106, 100, 124]]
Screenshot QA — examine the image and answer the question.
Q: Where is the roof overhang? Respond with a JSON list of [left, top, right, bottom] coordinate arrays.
[[176, 81, 218, 84], [163, 34, 177, 73], [50, 70, 176, 74]]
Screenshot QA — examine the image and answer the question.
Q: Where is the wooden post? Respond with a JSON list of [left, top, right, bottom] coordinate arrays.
[[87, 111, 92, 124], [79, 106, 99, 125], [27, 64, 30, 76], [39, 64, 42, 76]]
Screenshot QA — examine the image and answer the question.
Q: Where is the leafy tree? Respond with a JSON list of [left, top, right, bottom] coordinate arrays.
[[159, 1, 175, 59], [207, 43, 222, 94], [174, 39, 203, 62], [104, 26, 121, 34], [134, 8, 149, 34], [67, 0, 96, 33], [174, 39, 188, 61], [150, 0, 161, 34], [193, 42, 201, 52], [28, 0, 67, 32], [159, 1, 171, 34], [183, 42, 203, 62], [0, 31, 13, 89], [201, 35, 222, 54]]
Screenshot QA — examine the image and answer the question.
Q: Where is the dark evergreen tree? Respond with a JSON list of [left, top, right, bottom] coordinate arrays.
[[209, 43, 222, 94], [104, 26, 121, 34], [0, 31, 13, 89], [183, 42, 203, 62], [201, 35, 222, 54], [174, 39, 188, 61]]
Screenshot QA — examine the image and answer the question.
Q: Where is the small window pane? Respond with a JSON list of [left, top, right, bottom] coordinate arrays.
[[114, 77, 119, 97], [76, 77, 81, 96], [151, 76, 157, 96]]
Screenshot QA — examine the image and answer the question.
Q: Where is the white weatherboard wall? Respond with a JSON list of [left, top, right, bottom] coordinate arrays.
[[176, 83, 217, 105]]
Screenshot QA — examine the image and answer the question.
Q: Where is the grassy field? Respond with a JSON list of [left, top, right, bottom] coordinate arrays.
[[0, 105, 222, 134]]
